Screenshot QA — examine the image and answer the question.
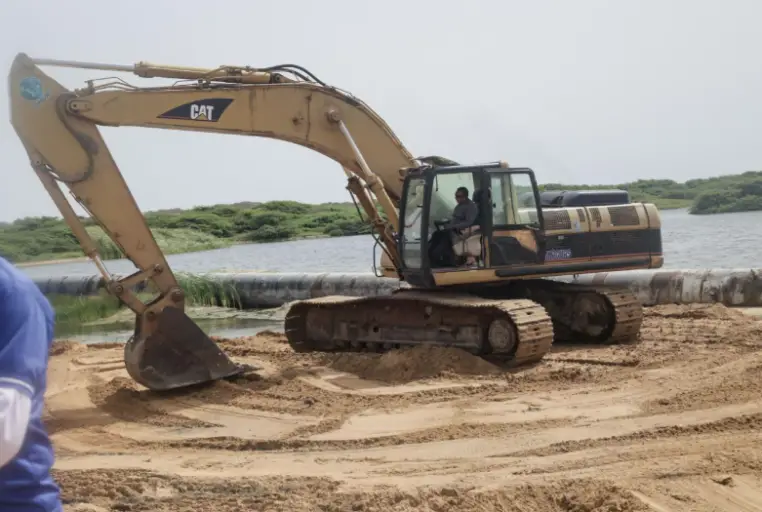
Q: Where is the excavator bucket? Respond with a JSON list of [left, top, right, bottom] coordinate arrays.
[[124, 307, 249, 391]]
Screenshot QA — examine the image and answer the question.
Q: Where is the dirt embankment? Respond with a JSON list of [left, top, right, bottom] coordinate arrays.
[[46, 303, 762, 511]]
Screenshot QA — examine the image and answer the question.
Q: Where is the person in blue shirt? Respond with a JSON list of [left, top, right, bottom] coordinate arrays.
[[0, 256, 62, 511]]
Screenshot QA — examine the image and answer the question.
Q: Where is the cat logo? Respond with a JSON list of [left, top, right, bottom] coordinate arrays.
[[190, 104, 215, 121], [157, 98, 234, 123]]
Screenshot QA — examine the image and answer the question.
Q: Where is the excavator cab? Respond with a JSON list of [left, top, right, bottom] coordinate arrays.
[[398, 162, 546, 288]]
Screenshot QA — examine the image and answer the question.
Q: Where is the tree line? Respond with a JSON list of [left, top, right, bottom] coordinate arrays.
[[2, 172, 761, 263]]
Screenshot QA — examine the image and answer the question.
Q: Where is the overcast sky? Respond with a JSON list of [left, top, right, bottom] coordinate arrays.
[[1, 0, 760, 222]]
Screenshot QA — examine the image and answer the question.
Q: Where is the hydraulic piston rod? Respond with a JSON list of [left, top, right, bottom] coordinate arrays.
[[26, 56, 291, 84]]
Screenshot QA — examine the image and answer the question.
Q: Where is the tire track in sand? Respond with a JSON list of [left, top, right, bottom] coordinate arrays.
[[46, 303, 762, 511]]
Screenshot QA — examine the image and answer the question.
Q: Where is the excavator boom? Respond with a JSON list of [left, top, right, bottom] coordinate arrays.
[[9, 53, 425, 390]]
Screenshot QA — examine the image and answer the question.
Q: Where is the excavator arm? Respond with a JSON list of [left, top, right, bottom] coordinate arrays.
[[8, 53, 431, 391]]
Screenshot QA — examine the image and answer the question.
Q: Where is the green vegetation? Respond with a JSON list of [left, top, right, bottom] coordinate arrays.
[[0, 200, 369, 264], [3, 171, 762, 264], [541, 170, 762, 214], [539, 181, 691, 210], [684, 172, 762, 214], [0, 217, 228, 264], [50, 272, 241, 333]]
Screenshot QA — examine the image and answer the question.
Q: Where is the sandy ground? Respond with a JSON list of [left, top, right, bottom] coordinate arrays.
[[45, 303, 762, 512]]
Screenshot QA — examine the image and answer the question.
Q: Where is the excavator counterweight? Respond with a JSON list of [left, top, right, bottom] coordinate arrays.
[[8, 53, 663, 391]]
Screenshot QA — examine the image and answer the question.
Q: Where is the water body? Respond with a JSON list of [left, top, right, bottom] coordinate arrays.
[[36, 208, 762, 343], [66, 317, 281, 344], [20, 208, 762, 281]]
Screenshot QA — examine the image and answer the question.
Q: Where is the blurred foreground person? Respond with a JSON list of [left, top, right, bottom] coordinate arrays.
[[0, 256, 62, 511]]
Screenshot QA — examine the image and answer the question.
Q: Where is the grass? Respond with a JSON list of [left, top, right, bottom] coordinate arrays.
[[0, 201, 366, 264], [5, 171, 762, 265], [49, 272, 243, 332], [90, 226, 231, 261], [0, 219, 231, 265], [48, 291, 124, 329], [173, 272, 242, 309], [638, 197, 692, 209], [539, 171, 762, 214]]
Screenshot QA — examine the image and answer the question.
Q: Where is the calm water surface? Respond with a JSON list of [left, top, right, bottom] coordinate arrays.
[[22, 208, 762, 280], [63, 317, 282, 344], [37, 208, 762, 342]]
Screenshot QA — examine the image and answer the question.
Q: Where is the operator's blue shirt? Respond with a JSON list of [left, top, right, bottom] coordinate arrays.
[[0, 256, 62, 511]]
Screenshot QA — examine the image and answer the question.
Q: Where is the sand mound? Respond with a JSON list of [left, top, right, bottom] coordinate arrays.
[[647, 303, 751, 321], [49, 340, 87, 356], [255, 329, 288, 342], [86, 377, 214, 428], [55, 470, 648, 512], [328, 344, 501, 383]]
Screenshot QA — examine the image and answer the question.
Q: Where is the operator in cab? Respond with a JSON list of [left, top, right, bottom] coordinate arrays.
[[447, 187, 479, 233], [440, 186, 480, 267]]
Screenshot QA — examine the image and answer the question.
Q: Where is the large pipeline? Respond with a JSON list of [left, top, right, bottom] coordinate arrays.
[[551, 268, 762, 307], [31, 272, 404, 308], [208, 272, 405, 308], [30, 268, 762, 308]]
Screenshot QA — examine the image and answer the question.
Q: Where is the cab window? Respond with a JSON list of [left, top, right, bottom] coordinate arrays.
[[490, 172, 540, 227], [428, 171, 477, 229], [401, 177, 426, 268]]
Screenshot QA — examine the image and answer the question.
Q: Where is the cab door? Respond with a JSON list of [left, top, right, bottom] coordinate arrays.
[[487, 170, 545, 268], [398, 176, 427, 270], [398, 167, 486, 287]]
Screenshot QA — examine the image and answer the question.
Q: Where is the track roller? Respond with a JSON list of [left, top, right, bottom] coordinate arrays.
[[484, 280, 644, 345], [284, 291, 555, 367]]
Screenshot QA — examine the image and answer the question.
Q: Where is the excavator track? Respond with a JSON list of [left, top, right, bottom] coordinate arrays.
[[476, 280, 643, 345], [284, 291, 555, 367], [588, 285, 644, 344]]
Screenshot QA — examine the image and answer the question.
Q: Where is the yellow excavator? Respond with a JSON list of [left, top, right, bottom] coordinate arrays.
[[8, 53, 663, 392]]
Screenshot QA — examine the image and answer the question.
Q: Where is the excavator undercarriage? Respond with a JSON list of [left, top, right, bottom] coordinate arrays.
[[474, 280, 644, 345], [283, 280, 642, 366], [286, 293, 555, 365]]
